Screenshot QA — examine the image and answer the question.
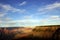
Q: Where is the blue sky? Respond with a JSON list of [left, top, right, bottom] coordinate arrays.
[[0, 0, 60, 27]]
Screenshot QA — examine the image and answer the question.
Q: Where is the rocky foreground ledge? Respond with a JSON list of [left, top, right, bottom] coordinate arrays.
[[0, 25, 60, 40]]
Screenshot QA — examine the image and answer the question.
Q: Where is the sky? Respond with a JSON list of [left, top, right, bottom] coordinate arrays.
[[0, 0, 60, 27]]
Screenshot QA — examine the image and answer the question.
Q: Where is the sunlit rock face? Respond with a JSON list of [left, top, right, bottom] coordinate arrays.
[[32, 25, 60, 38], [12, 28, 32, 39], [0, 25, 60, 40], [0, 27, 32, 39], [0, 27, 32, 34]]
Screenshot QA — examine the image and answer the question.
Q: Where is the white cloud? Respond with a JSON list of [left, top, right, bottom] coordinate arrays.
[[40, 15, 60, 23], [19, 1, 27, 6], [38, 2, 60, 14], [0, 4, 27, 27], [0, 12, 7, 17], [12, 8, 26, 13], [4, 17, 12, 21], [0, 4, 12, 13], [24, 15, 33, 19], [0, 19, 39, 27], [9, 19, 39, 23], [50, 15, 60, 20], [0, 4, 11, 11], [40, 19, 48, 23], [0, 4, 26, 13], [0, 15, 60, 27], [0, 17, 14, 27], [0, 20, 2, 23]]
